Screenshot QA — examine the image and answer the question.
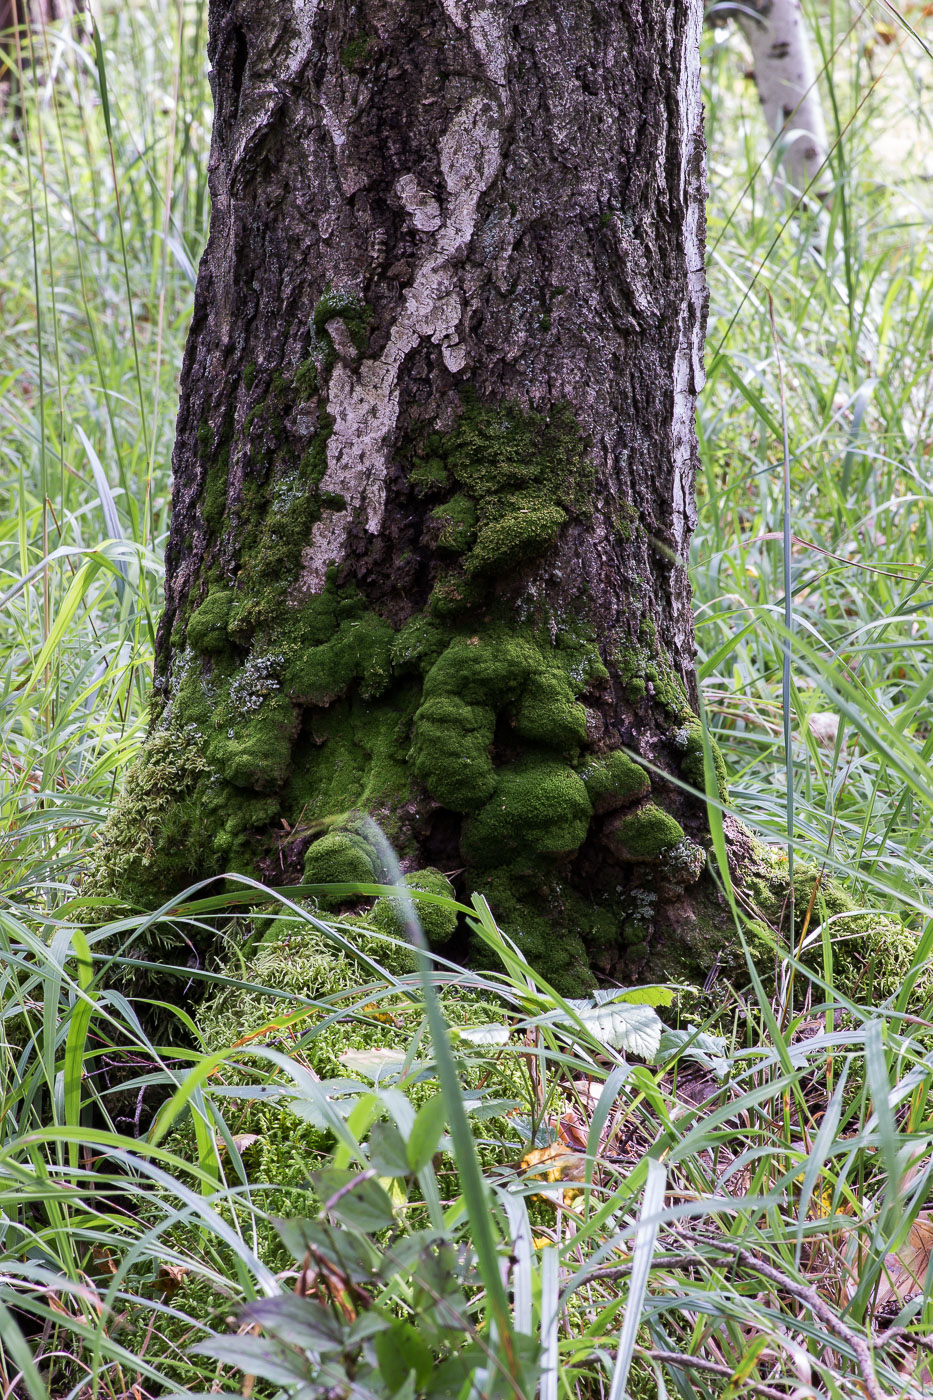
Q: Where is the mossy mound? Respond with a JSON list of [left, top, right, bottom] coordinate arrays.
[[303, 831, 379, 895], [604, 803, 685, 862], [372, 868, 459, 947]]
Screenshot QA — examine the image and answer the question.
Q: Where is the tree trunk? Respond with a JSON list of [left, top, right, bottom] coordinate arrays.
[[0, 0, 80, 35], [99, 0, 732, 996], [709, 0, 830, 199], [0, 0, 83, 92]]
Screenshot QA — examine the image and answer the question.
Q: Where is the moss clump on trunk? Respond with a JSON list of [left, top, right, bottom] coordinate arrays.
[[97, 394, 715, 994]]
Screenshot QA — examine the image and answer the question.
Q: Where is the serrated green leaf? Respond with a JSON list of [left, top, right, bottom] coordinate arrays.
[[657, 1027, 731, 1078], [562, 1001, 663, 1057]]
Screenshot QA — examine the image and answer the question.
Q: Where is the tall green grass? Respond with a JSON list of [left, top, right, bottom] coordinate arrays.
[[1, 0, 933, 1395]]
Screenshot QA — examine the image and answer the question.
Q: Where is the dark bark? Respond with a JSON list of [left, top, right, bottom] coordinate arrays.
[[101, 0, 734, 994]]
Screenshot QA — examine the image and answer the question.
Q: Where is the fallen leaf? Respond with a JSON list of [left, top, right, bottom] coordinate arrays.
[[875, 1212, 933, 1308], [808, 712, 841, 748], [215, 1132, 262, 1155], [338, 1047, 407, 1079], [458, 1022, 511, 1045]]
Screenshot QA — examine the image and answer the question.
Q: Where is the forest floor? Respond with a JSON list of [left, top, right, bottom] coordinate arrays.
[[1, 2, 933, 1396]]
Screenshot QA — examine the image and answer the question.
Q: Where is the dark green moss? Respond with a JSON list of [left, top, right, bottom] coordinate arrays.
[[199, 419, 232, 534], [677, 721, 730, 802], [285, 588, 394, 706], [340, 33, 375, 71], [313, 286, 373, 368], [285, 687, 418, 838], [293, 357, 318, 400], [469, 868, 594, 996], [243, 362, 257, 392], [410, 456, 450, 494]]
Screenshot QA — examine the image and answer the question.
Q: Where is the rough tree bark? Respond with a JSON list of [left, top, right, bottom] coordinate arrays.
[[98, 0, 742, 996]]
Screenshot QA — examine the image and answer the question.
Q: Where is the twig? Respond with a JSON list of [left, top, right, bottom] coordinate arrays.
[[692, 1234, 885, 1400], [639, 1348, 794, 1399]]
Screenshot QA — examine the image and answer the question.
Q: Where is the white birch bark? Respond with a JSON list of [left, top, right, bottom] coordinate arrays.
[[711, 0, 830, 198]]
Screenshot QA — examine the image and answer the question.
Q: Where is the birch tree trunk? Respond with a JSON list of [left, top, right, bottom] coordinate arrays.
[[98, 0, 737, 995], [712, 0, 830, 198], [0, 0, 80, 35]]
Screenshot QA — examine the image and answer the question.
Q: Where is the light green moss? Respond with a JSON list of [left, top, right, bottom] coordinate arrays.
[[430, 494, 477, 553], [372, 868, 458, 948], [605, 802, 685, 861], [206, 688, 297, 792], [466, 500, 567, 576], [461, 759, 592, 865], [418, 394, 592, 612], [581, 750, 650, 813], [186, 588, 236, 656], [303, 832, 378, 895], [411, 695, 497, 812]]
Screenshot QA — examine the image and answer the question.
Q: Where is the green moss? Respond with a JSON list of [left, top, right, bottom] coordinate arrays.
[[313, 286, 373, 366], [461, 759, 592, 866], [675, 720, 729, 802], [87, 726, 214, 906], [605, 802, 684, 861], [410, 455, 450, 494], [469, 868, 594, 996], [429, 494, 476, 553], [243, 362, 256, 391], [285, 583, 394, 706], [186, 588, 236, 656], [414, 395, 591, 611], [285, 687, 418, 836], [467, 500, 567, 576], [303, 832, 378, 893], [372, 868, 458, 948], [340, 33, 375, 71], [390, 616, 450, 676], [513, 669, 587, 751], [293, 356, 317, 400], [206, 688, 297, 793], [200, 423, 232, 534], [411, 695, 497, 812], [581, 750, 650, 813]]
